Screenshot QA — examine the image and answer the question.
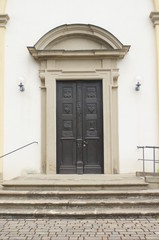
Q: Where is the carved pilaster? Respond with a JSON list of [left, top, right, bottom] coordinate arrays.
[[111, 69, 119, 174], [0, 14, 9, 28], [40, 69, 46, 173], [150, 10, 159, 141]]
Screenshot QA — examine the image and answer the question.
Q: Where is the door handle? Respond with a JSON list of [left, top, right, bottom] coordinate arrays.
[[83, 140, 88, 147]]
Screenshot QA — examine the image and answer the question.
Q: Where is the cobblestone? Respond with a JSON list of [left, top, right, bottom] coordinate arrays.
[[0, 217, 158, 239]]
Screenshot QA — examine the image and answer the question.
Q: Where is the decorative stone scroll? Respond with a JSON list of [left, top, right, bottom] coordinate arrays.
[[0, 14, 9, 28], [150, 12, 159, 26]]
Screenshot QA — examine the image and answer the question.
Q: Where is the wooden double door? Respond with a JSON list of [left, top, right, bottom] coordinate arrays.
[[56, 80, 103, 174]]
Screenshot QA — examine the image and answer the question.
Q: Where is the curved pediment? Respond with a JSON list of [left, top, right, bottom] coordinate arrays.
[[28, 24, 130, 59], [45, 35, 113, 51]]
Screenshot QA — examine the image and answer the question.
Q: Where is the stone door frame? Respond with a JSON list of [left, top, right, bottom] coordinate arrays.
[[28, 24, 130, 174]]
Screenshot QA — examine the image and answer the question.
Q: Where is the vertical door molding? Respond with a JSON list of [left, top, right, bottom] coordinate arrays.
[[97, 69, 119, 174], [45, 73, 56, 174], [39, 67, 46, 173], [101, 71, 112, 173], [111, 69, 120, 174]]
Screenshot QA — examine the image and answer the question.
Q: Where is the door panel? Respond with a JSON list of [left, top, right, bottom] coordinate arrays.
[[57, 82, 77, 173], [82, 82, 103, 173], [56, 81, 103, 174]]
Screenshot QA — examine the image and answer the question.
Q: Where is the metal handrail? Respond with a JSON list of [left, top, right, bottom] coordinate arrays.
[[137, 146, 159, 175], [0, 141, 38, 159]]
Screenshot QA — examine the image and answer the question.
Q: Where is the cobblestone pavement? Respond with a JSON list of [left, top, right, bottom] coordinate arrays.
[[0, 217, 159, 240]]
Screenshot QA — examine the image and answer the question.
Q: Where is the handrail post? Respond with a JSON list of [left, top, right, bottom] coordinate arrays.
[[143, 147, 145, 174], [137, 145, 159, 176], [153, 147, 156, 175]]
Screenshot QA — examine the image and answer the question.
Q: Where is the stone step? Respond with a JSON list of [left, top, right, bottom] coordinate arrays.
[[2, 182, 148, 191], [0, 190, 158, 216], [0, 208, 159, 217], [0, 174, 156, 217], [2, 174, 148, 191], [0, 198, 158, 209], [0, 189, 159, 200]]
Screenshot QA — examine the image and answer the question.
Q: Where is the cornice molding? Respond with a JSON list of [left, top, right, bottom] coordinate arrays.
[[28, 24, 130, 61], [0, 14, 9, 28], [150, 12, 159, 26], [28, 47, 130, 61]]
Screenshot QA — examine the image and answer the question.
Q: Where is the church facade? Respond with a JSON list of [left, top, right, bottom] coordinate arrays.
[[0, 0, 159, 180]]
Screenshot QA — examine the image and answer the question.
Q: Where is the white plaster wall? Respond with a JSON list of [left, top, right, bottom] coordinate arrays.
[[3, 0, 158, 179]]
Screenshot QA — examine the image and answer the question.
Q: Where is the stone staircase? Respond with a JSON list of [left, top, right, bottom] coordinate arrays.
[[0, 174, 159, 217]]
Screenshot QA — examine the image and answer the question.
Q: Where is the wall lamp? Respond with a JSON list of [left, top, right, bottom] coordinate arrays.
[[18, 77, 25, 92], [18, 82, 25, 92], [135, 76, 142, 91], [135, 81, 141, 91]]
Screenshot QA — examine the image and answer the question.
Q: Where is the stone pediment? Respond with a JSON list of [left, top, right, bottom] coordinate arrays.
[[28, 24, 130, 59], [45, 35, 112, 51]]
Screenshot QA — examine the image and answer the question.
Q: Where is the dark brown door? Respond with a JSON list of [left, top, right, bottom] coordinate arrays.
[[56, 80, 103, 174]]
